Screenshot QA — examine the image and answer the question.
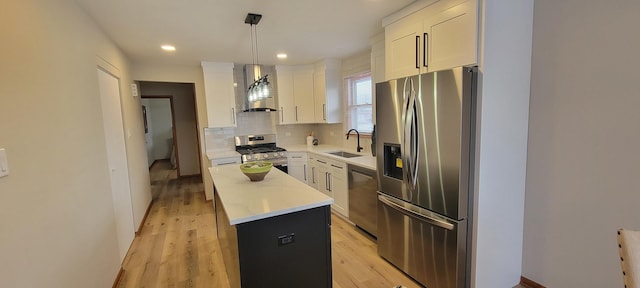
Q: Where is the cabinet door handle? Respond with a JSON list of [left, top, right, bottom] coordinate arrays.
[[328, 173, 332, 192], [303, 164, 307, 181], [325, 172, 329, 191], [323, 104, 326, 120], [295, 106, 299, 121], [415, 35, 420, 69], [280, 107, 284, 122], [231, 108, 236, 124], [423, 33, 429, 68], [312, 167, 315, 184]]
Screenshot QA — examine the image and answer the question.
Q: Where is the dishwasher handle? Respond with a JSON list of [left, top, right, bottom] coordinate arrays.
[[378, 194, 454, 231], [350, 169, 375, 180]]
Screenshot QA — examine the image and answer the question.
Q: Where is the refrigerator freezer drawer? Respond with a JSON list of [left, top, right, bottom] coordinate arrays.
[[377, 194, 468, 288]]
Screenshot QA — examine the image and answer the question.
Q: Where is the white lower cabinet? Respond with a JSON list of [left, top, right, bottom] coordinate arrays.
[[310, 154, 348, 218], [307, 154, 319, 190], [328, 160, 348, 218], [287, 152, 308, 184]]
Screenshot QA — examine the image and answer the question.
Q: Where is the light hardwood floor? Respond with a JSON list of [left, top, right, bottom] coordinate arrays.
[[116, 160, 420, 288]]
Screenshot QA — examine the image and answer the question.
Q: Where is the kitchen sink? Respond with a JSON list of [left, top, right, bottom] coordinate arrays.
[[327, 151, 362, 158]]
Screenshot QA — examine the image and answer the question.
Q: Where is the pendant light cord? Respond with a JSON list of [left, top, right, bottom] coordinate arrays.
[[254, 24, 259, 68]]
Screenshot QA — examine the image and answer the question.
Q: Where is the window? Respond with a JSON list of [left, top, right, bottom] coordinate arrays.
[[346, 73, 373, 133]]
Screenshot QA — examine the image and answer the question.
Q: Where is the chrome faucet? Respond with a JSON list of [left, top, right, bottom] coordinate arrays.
[[346, 129, 363, 153]]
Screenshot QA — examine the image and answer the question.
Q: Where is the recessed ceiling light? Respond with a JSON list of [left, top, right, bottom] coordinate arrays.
[[277, 53, 288, 59], [161, 45, 176, 51]]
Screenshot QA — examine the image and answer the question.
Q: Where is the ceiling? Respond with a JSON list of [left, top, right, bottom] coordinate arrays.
[[74, 0, 416, 66]]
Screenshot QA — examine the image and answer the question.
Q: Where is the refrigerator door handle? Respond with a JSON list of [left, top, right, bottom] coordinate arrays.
[[402, 78, 419, 198], [378, 194, 454, 231]]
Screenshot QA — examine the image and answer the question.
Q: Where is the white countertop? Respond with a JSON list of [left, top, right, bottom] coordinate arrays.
[[209, 166, 333, 225], [206, 150, 241, 161], [283, 144, 377, 171]]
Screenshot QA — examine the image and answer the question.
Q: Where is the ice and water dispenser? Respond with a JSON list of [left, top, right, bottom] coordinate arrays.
[[383, 144, 403, 180]]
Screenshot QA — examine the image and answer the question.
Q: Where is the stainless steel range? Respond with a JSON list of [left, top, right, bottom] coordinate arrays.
[[235, 134, 288, 172]]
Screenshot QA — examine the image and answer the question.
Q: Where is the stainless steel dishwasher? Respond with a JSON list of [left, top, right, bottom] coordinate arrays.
[[348, 165, 378, 237]]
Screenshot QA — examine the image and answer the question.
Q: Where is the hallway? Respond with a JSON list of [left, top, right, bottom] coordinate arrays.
[[116, 160, 420, 288]]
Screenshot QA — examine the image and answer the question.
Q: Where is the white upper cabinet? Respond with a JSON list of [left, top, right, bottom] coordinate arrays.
[[275, 65, 315, 124], [202, 62, 236, 128], [424, 0, 477, 72], [294, 71, 315, 123], [314, 60, 342, 124], [385, 12, 424, 80], [384, 0, 477, 80]]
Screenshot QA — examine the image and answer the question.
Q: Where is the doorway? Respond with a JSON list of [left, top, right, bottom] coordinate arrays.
[[139, 82, 201, 178]]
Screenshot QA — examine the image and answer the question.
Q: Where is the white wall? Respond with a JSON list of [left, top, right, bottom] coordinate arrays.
[[472, 0, 534, 287], [146, 99, 173, 160], [0, 0, 151, 286], [142, 99, 155, 167], [522, 1, 640, 287]]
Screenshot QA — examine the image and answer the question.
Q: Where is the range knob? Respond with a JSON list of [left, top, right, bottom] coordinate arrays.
[[263, 153, 270, 159]]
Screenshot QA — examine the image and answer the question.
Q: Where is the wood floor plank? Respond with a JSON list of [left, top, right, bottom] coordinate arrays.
[[117, 160, 420, 288]]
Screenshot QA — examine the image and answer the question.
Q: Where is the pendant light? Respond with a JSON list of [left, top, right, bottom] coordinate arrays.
[[245, 13, 270, 103]]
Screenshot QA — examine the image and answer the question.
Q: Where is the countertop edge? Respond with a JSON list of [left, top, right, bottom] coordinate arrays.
[[229, 200, 334, 225], [282, 144, 377, 171]]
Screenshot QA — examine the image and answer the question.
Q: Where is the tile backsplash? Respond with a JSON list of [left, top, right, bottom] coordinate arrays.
[[204, 111, 358, 152], [204, 127, 235, 152], [204, 112, 278, 152]]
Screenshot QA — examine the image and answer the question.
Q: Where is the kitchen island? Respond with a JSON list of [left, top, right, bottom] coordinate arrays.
[[209, 165, 334, 288]]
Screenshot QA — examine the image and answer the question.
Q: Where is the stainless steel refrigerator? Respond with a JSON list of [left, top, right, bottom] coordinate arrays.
[[375, 66, 476, 288]]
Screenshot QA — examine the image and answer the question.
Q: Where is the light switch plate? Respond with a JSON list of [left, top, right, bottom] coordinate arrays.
[[131, 83, 139, 97], [0, 148, 8, 178]]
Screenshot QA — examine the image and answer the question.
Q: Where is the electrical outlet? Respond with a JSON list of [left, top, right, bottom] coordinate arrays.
[[0, 148, 9, 178]]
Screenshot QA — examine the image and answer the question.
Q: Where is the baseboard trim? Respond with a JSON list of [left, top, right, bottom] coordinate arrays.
[[112, 267, 124, 288], [149, 159, 159, 170], [520, 276, 545, 288], [135, 200, 153, 236]]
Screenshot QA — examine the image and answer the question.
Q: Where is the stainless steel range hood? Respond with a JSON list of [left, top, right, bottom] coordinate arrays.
[[235, 64, 277, 112]]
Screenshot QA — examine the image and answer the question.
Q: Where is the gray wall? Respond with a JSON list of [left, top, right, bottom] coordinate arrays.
[[523, 1, 640, 287]]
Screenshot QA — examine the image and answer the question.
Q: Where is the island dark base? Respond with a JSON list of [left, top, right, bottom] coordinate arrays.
[[215, 194, 332, 288]]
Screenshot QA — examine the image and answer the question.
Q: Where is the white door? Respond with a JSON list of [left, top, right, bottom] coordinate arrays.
[[97, 68, 135, 262]]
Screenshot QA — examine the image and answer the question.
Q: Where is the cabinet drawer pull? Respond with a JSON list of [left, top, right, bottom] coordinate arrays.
[[330, 164, 343, 169], [317, 160, 327, 164]]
